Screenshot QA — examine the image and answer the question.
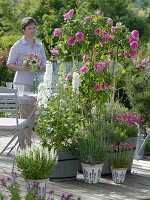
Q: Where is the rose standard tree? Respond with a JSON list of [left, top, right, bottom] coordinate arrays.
[[49, 9, 140, 127]]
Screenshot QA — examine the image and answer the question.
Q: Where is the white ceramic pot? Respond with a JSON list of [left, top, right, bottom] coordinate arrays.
[[111, 167, 127, 184], [25, 179, 48, 197], [81, 163, 104, 184]]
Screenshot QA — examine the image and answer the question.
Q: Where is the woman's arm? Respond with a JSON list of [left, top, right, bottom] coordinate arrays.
[[7, 63, 31, 71]]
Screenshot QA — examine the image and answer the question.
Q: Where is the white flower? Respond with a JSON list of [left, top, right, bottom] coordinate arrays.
[[72, 72, 80, 94], [37, 61, 53, 107]]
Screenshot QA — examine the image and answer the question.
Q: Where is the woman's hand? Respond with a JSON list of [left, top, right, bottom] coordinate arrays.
[[39, 66, 46, 72], [23, 66, 31, 71]]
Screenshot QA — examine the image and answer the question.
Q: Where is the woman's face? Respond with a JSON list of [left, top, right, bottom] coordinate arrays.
[[23, 22, 36, 38]]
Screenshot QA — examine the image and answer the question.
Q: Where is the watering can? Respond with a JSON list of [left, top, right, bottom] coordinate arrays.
[[134, 122, 150, 160]]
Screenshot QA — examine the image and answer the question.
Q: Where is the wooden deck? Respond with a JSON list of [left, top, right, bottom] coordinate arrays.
[[0, 132, 150, 200]]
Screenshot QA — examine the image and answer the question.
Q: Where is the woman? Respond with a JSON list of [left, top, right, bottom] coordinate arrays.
[[7, 17, 47, 147]]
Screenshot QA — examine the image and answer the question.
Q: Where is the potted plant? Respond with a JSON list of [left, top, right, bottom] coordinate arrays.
[[109, 142, 136, 184], [15, 143, 57, 197], [75, 127, 108, 184], [35, 90, 80, 181]]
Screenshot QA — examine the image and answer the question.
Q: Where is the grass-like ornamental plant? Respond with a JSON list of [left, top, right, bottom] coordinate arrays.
[[15, 143, 57, 180], [76, 131, 108, 165], [109, 142, 136, 168], [111, 151, 131, 168]]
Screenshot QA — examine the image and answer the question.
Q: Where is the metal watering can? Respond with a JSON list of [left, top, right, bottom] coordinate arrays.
[[134, 122, 150, 160]]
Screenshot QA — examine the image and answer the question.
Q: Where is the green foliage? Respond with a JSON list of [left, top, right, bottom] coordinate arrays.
[[15, 143, 57, 180], [124, 68, 150, 126], [35, 96, 79, 152], [0, 35, 21, 49]]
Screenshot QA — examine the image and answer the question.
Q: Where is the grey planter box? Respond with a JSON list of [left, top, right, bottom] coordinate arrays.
[[49, 151, 79, 181]]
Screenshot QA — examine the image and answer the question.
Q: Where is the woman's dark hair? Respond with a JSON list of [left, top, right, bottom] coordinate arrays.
[[21, 17, 37, 30]]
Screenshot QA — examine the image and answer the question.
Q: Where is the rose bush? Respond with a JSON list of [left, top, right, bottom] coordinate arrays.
[[49, 9, 141, 126]]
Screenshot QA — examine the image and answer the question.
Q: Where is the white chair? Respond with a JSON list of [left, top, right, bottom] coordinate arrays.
[[0, 86, 36, 155]]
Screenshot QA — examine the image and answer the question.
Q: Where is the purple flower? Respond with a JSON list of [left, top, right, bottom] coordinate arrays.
[[67, 37, 76, 45], [131, 30, 139, 39], [75, 32, 84, 41], [93, 84, 102, 91], [107, 18, 113, 25], [50, 49, 59, 56], [53, 28, 61, 37], [80, 66, 88, 73]]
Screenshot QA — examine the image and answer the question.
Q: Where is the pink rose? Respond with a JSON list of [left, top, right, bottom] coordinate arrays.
[[50, 49, 59, 56], [104, 81, 110, 89], [94, 63, 104, 71], [126, 35, 135, 43], [102, 61, 110, 66], [66, 73, 73, 81], [4, 49, 10, 53], [129, 50, 137, 57], [131, 30, 139, 39], [94, 29, 101, 35], [75, 32, 84, 41], [53, 28, 61, 37], [111, 27, 116, 33], [102, 32, 110, 38], [67, 37, 76, 45], [107, 18, 113, 25], [130, 41, 138, 50], [80, 66, 88, 73], [93, 84, 102, 91], [123, 51, 130, 57], [82, 55, 89, 62], [101, 38, 107, 43], [63, 9, 74, 20], [84, 17, 93, 23]]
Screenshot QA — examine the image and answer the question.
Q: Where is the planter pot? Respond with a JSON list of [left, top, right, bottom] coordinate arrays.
[[25, 179, 48, 197], [49, 151, 79, 181], [102, 150, 135, 175], [82, 163, 104, 184], [111, 166, 127, 184]]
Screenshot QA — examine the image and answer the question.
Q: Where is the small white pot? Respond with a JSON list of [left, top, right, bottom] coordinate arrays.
[[111, 167, 127, 184], [81, 163, 104, 184], [25, 179, 48, 197]]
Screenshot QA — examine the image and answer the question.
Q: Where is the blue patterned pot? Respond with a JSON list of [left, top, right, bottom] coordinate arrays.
[[82, 163, 104, 184], [26, 179, 48, 197], [111, 167, 127, 184]]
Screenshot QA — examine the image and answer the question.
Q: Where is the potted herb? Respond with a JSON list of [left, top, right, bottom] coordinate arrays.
[[109, 142, 136, 184], [76, 128, 108, 184], [15, 143, 57, 197]]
